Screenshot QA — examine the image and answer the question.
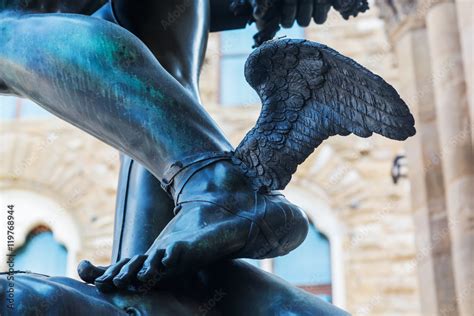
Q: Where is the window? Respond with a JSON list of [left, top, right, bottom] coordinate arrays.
[[0, 96, 51, 120], [13, 226, 68, 276], [245, 223, 332, 302], [273, 224, 332, 301], [220, 24, 305, 107]]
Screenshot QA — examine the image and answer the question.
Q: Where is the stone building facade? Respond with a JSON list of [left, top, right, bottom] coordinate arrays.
[[376, 0, 474, 315], [0, 1, 472, 315]]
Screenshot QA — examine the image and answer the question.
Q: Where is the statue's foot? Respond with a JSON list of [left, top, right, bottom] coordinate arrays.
[[88, 159, 309, 291]]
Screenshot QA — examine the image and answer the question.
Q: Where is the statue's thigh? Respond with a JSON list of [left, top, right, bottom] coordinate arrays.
[[0, 274, 126, 316]]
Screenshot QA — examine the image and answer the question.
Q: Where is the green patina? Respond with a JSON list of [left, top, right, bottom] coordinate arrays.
[[1, 13, 200, 152], [25, 17, 164, 104]]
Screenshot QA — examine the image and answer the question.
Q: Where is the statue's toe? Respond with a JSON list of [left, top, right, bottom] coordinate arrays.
[[77, 260, 108, 284], [162, 242, 187, 268], [137, 249, 166, 282], [95, 258, 129, 292], [112, 254, 147, 288]]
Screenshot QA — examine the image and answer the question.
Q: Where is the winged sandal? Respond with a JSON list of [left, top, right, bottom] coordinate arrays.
[[159, 38, 416, 263]]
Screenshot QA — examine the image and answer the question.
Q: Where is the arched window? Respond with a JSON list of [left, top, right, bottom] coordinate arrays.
[[245, 222, 332, 302], [13, 225, 68, 276], [0, 96, 51, 120], [220, 24, 305, 107], [273, 223, 332, 301]]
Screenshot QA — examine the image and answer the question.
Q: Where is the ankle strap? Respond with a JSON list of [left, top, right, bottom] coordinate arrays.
[[161, 151, 233, 198]]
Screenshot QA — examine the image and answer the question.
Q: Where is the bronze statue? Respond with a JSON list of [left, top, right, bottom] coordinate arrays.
[[0, 0, 414, 315]]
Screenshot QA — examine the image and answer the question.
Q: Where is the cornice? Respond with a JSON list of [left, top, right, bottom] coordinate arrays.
[[375, 0, 453, 44]]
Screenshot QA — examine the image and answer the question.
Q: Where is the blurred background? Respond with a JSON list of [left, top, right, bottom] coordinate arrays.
[[0, 1, 472, 315]]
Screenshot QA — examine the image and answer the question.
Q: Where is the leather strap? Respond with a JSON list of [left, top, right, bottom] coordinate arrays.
[[161, 151, 233, 199]]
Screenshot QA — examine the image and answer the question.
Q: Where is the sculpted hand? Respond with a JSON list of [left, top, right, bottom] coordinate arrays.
[[232, 0, 332, 26], [274, 0, 332, 27], [231, 0, 332, 46], [247, 0, 370, 26]]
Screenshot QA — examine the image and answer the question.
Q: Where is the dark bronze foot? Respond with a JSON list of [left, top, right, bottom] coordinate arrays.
[[92, 153, 309, 291]]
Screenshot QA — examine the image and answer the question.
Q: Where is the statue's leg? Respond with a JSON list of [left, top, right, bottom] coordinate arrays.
[[110, 156, 174, 262], [0, 273, 127, 316], [1, 264, 348, 316], [0, 272, 212, 316], [105, 0, 211, 263], [110, 0, 208, 101], [0, 12, 232, 173], [0, 11, 308, 288], [79, 0, 217, 288], [205, 260, 349, 316], [78, 0, 210, 285]]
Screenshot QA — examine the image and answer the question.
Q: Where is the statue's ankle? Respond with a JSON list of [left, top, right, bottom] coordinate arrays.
[[160, 151, 239, 203]]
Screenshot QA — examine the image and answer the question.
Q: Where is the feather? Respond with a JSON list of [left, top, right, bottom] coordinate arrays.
[[233, 39, 416, 192]]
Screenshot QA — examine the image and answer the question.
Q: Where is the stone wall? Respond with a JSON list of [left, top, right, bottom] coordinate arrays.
[[377, 0, 474, 315], [0, 119, 118, 274]]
